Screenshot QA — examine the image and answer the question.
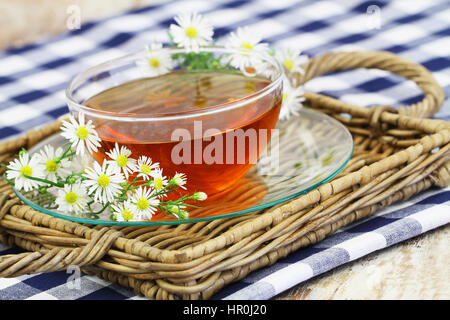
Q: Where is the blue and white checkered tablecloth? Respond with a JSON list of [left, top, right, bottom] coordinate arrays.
[[0, 0, 449, 300]]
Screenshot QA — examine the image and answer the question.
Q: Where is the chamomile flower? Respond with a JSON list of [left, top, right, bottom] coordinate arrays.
[[110, 200, 135, 222], [69, 154, 92, 174], [170, 172, 187, 189], [225, 26, 269, 72], [82, 161, 125, 204], [275, 48, 308, 75], [151, 168, 168, 192], [106, 143, 137, 179], [169, 12, 214, 52], [136, 42, 173, 77], [279, 77, 305, 121], [129, 186, 160, 220], [136, 156, 159, 181], [253, 59, 278, 80], [61, 112, 101, 155], [6, 152, 45, 192], [55, 183, 88, 214], [35, 145, 71, 183]]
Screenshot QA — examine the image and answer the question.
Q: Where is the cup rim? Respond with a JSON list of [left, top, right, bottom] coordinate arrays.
[[65, 45, 284, 122]]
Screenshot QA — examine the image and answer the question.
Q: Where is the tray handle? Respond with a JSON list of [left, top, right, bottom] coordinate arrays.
[[297, 51, 445, 118]]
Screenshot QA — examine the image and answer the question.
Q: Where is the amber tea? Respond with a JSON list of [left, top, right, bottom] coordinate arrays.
[[85, 70, 282, 195]]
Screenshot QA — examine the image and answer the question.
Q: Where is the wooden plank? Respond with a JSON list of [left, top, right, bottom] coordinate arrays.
[[275, 225, 450, 300]]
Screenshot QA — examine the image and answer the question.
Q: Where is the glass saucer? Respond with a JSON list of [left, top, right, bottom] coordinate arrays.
[[13, 108, 353, 226]]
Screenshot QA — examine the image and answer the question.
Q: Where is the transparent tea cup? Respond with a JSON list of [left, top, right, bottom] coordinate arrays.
[[65, 46, 284, 195]]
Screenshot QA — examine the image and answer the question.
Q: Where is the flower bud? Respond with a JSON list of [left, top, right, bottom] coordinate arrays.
[[66, 176, 77, 185], [177, 210, 189, 219], [193, 192, 207, 201], [167, 205, 180, 214], [38, 186, 48, 194]]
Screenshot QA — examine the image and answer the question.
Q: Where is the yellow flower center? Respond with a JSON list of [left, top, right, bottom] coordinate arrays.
[[136, 198, 149, 210], [154, 178, 163, 190], [149, 57, 160, 68], [65, 191, 78, 204], [140, 164, 151, 175], [282, 93, 288, 101], [20, 166, 32, 177], [241, 43, 254, 50], [185, 26, 198, 38], [97, 174, 110, 188], [76, 126, 89, 140], [116, 155, 128, 168], [121, 209, 133, 221], [283, 59, 294, 71], [45, 159, 58, 172]]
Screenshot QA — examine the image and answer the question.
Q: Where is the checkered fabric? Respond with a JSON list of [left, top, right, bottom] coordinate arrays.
[[0, 0, 449, 300]]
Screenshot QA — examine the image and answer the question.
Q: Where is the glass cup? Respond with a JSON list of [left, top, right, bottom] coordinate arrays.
[[65, 46, 284, 195]]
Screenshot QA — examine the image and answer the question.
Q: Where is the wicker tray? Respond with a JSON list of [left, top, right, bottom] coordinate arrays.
[[0, 51, 448, 300]]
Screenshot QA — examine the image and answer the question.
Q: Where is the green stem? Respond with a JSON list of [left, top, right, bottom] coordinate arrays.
[[23, 174, 63, 188], [125, 183, 147, 192], [86, 200, 95, 210], [158, 205, 176, 219], [61, 151, 76, 160], [153, 185, 179, 198], [57, 144, 73, 162], [122, 176, 142, 195], [93, 202, 110, 215], [172, 203, 199, 208]]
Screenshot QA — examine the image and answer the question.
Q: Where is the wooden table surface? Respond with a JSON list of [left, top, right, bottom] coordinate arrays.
[[1, 0, 448, 300], [274, 224, 450, 300]]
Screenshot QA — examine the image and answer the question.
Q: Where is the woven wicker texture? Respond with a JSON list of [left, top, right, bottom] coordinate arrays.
[[0, 51, 448, 300]]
